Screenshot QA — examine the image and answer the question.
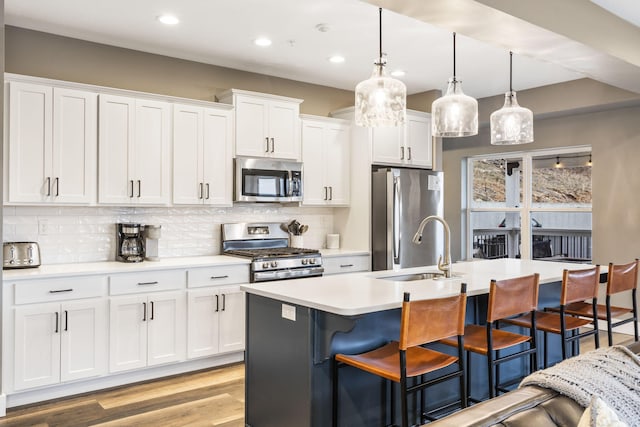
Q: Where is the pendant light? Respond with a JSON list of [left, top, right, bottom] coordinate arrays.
[[354, 8, 406, 127], [432, 32, 478, 137], [490, 52, 534, 145]]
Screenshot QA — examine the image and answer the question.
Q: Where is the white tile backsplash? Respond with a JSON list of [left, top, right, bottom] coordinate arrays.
[[3, 205, 336, 265]]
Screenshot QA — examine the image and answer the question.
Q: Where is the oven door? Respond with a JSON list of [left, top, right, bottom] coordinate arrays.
[[253, 266, 324, 282], [235, 157, 303, 202]]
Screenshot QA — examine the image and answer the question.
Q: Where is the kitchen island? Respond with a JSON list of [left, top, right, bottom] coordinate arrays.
[[241, 258, 595, 427]]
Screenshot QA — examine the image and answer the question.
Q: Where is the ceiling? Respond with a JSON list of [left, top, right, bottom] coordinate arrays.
[[5, 0, 640, 99]]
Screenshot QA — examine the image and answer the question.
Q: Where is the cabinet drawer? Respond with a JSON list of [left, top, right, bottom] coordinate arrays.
[[14, 275, 107, 305], [109, 270, 186, 295], [188, 264, 249, 288], [323, 255, 370, 275]]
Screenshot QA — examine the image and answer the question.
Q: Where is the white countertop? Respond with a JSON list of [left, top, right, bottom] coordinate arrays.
[[240, 258, 595, 316], [2, 255, 250, 280]]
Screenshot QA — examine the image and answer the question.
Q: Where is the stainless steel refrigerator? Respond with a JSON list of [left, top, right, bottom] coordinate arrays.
[[371, 167, 444, 271]]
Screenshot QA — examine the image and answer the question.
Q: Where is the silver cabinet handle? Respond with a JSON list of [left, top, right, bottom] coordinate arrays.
[[222, 294, 226, 311], [64, 310, 69, 331], [206, 183, 210, 200], [150, 301, 155, 320], [46, 177, 51, 196], [54, 177, 60, 196], [215, 294, 219, 312], [265, 137, 269, 152], [270, 137, 275, 153], [324, 186, 328, 201], [400, 146, 405, 160], [407, 147, 412, 160], [137, 180, 141, 198], [199, 183, 203, 199], [210, 275, 229, 280], [49, 288, 73, 293], [340, 264, 354, 268], [137, 281, 158, 286], [54, 311, 59, 333], [142, 302, 147, 321], [329, 186, 333, 201], [130, 180, 134, 198]]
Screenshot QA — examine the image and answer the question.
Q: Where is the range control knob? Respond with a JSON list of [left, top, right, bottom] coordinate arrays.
[[309, 258, 316, 265], [301, 259, 308, 265], [262, 262, 269, 269], [270, 261, 278, 268]]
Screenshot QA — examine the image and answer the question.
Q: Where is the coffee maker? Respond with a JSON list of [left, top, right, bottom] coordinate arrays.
[[144, 224, 161, 261], [116, 223, 145, 262]]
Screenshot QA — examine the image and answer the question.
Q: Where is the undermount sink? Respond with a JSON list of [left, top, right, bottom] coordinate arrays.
[[379, 271, 461, 282]]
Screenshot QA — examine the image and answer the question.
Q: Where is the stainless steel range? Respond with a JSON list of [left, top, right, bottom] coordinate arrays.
[[222, 223, 323, 282]]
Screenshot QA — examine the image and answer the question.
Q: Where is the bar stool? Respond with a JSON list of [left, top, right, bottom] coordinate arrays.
[[561, 260, 638, 346], [441, 273, 539, 399], [332, 284, 467, 427], [506, 266, 600, 368]]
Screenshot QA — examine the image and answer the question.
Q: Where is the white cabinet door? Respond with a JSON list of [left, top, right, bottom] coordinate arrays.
[[98, 95, 170, 205], [173, 104, 203, 205], [269, 100, 299, 160], [147, 291, 186, 366], [371, 126, 403, 165], [99, 94, 135, 204], [405, 113, 432, 168], [133, 99, 170, 205], [14, 303, 61, 390], [235, 96, 269, 157], [218, 286, 245, 354], [301, 121, 326, 205], [187, 289, 220, 359], [109, 294, 147, 373], [202, 107, 232, 205], [52, 88, 97, 203], [6, 83, 94, 204], [325, 123, 350, 205], [60, 299, 107, 382]]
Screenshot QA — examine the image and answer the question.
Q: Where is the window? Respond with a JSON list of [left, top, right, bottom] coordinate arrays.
[[466, 147, 592, 262]]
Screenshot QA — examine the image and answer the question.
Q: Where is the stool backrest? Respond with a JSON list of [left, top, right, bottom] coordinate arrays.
[[561, 266, 600, 305], [607, 260, 639, 295], [399, 284, 467, 350], [487, 273, 539, 323]]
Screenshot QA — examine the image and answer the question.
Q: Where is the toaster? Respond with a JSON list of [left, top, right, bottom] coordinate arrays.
[[3, 242, 41, 269]]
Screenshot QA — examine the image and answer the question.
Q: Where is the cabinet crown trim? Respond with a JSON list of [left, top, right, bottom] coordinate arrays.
[[217, 88, 303, 105]]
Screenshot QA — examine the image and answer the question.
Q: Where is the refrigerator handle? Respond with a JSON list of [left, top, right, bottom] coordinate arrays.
[[393, 175, 401, 266]]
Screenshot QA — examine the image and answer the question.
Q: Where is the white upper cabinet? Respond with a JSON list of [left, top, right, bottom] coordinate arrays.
[[173, 103, 233, 205], [6, 82, 97, 204], [218, 89, 302, 160], [371, 110, 433, 169], [301, 116, 350, 206], [98, 94, 171, 205]]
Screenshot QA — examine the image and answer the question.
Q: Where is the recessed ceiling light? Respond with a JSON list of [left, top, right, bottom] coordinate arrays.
[[329, 55, 345, 64], [254, 37, 272, 47], [158, 14, 179, 25], [391, 70, 406, 77]]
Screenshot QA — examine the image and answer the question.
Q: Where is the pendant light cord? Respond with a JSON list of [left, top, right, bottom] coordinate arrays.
[[377, 8, 383, 64], [509, 51, 513, 93], [453, 32, 456, 78]]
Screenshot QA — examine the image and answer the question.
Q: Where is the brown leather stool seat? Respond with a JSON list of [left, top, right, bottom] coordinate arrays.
[[332, 284, 468, 427], [441, 274, 539, 399]]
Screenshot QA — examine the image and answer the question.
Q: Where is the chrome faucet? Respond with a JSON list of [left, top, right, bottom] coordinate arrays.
[[412, 215, 452, 278]]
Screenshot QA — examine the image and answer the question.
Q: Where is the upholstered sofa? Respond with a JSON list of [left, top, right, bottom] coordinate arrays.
[[427, 341, 640, 427]]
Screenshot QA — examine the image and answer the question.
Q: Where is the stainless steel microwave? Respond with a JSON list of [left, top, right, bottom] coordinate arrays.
[[235, 157, 303, 202]]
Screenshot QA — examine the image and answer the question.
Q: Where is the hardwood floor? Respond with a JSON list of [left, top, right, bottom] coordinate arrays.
[[0, 331, 631, 426], [0, 363, 244, 427]]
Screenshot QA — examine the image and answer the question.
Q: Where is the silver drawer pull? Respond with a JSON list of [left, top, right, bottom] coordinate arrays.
[[340, 264, 354, 268], [137, 281, 159, 286], [49, 288, 73, 293], [210, 275, 229, 280]]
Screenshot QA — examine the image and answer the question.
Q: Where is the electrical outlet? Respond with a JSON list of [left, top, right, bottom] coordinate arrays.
[[281, 304, 296, 321], [38, 219, 50, 235]]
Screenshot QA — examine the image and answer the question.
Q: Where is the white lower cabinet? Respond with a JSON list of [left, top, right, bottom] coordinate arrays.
[[14, 298, 107, 391], [187, 285, 245, 359], [109, 291, 186, 373], [323, 254, 371, 275]]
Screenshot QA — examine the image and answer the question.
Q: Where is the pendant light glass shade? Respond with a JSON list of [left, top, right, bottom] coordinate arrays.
[[354, 8, 406, 127], [432, 33, 478, 137], [490, 52, 534, 145]]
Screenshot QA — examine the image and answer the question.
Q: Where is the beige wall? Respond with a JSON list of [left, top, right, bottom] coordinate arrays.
[[443, 84, 640, 270]]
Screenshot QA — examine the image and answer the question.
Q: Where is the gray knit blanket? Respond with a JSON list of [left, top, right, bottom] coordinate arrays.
[[520, 345, 640, 426]]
